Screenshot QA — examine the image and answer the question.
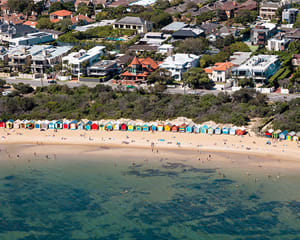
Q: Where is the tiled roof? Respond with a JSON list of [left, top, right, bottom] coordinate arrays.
[[205, 62, 234, 72], [50, 10, 72, 17], [23, 21, 37, 27]]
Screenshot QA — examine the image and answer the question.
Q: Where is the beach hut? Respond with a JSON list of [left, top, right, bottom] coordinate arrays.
[[171, 125, 178, 132], [26, 121, 35, 129], [179, 123, 186, 133], [0, 120, 5, 128], [208, 126, 215, 135], [99, 122, 105, 130], [63, 120, 70, 129], [236, 127, 246, 136], [279, 130, 288, 140], [128, 123, 135, 132], [143, 124, 150, 131], [272, 130, 280, 139], [151, 124, 157, 132], [20, 120, 27, 129], [215, 127, 222, 135], [135, 124, 142, 131], [157, 124, 164, 132], [230, 127, 236, 135], [222, 127, 230, 135], [121, 123, 127, 131], [13, 120, 21, 129], [48, 121, 56, 129], [69, 120, 77, 130], [294, 132, 300, 141], [265, 129, 273, 138], [287, 131, 296, 141], [193, 125, 200, 133], [55, 120, 63, 129], [164, 123, 172, 132], [201, 125, 208, 134], [114, 122, 120, 131], [34, 120, 42, 129], [41, 120, 49, 130], [6, 119, 14, 129], [85, 121, 92, 131], [77, 121, 85, 130], [186, 124, 194, 133], [105, 122, 113, 131], [91, 121, 99, 130]]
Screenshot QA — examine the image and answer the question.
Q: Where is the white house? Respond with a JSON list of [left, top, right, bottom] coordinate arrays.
[[204, 62, 234, 82], [158, 44, 174, 55], [113, 17, 152, 34], [62, 46, 106, 77], [159, 54, 199, 81], [267, 37, 290, 51]]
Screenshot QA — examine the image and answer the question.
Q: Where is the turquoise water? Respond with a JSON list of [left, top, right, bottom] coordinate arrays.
[[1, 147, 300, 240]]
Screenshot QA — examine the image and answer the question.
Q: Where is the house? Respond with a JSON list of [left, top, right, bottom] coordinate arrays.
[[282, 8, 299, 24], [50, 10, 73, 23], [229, 52, 252, 66], [113, 17, 152, 34], [259, 1, 281, 20], [63, 120, 70, 129], [292, 54, 300, 69], [159, 54, 199, 81], [5, 119, 13, 129], [120, 56, 158, 84], [157, 124, 164, 132], [205, 62, 234, 82], [23, 21, 37, 28], [71, 15, 94, 26], [91, 122, 99, 130], [14, 120, 20, 129], [179, 123, 187, 132], [214, 0, 238, 19], [128, 45, 158, 55], [128, 123, 135, 131], [222, 127, 230, 134], [39, 29, 64, 40], [62, 46, 106, 77], [215, 127, 222, 135], [279, 130, 288, 140], [230, 127, 236, 135], [208, 127, 215, 135], [171, 125, 178, 132], [55, 120, 63, 129], [236, 127, 246, 135], [142, 124, 149, 131], [267, 37, 290, 51], [164, 123, 172, 132], [84, 60, 119, 82], [232, 55, 280, 84], [186, 124, 194, 133], [172, 28, 204, 40], [85, 121, 92, 131], [161, 22, 188, 33], [70, 120, 77, 130], [106, 122, 113, 131], [139, 32, 171, 46], [121, 123, 127, 131], [201, 125, 208, 134], [158, 44, 174, 56], [8, 32, 54, 47], [250, 23, 277, 46]]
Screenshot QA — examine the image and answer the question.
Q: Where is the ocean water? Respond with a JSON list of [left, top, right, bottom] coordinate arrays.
[[1, 147, 300, 240]]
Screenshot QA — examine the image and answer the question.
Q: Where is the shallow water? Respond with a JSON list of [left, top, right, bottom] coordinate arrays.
[[1, 148, 300, 240]]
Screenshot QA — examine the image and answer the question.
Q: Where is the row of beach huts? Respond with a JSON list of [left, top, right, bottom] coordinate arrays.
[[0, 119, 298, 141], [0, 119, 247, 135]]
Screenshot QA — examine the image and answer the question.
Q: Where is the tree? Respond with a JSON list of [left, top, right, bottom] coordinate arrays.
[[148, 69, 173, 85], [54, 18, 72, 32], [12, 83, 34, 94], [7, 0, 34, 14], [183, 68, 215, 89], [0, 79, 6, 88], [154, 0, 170, 10], [49, 2, 64, 13], [237, 78, 254, 88], [175, 38, 208, 55], [36, 18, 54, 29], [63, 1, 75, 12], [229, 41, 251, 53], [235, 10, 257, 25], [232, 88, 255, 103]]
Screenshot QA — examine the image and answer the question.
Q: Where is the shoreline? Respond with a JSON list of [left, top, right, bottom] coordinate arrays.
[[1, 128, 300, 165]]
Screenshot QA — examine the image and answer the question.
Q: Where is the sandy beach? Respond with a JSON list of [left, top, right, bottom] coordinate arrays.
[[1, 128, 300, 168]]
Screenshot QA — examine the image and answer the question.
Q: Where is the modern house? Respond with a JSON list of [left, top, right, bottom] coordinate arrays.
[[204, 62, 234, 82], [86, 60, 119, 81], [251, 23, 277, 46], [9, 32, 54, 46], [113, 17, 152, 34], [282, 8, 299, 24], [159, 54, 199, 81], [139, 32, 171, 46], [62, 46, 106, 77], [120, 56, 158, 83], [232, 55, 280, 83], [267, 36, 290, 51], [172, 28, 204, 40], [158, 44, 174, 55], [259, 1, 281, 20]]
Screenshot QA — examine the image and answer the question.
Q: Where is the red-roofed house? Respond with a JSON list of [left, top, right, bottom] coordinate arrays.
[[71, 14, 94, 25], [120, 56, 158, 83], [50, 10, 73, 23], [204, 62, 234, 82], [23, 21, 37, 28]]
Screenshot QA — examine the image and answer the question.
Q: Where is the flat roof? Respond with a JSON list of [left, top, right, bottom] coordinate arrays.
[[161, 22, 188, 31]]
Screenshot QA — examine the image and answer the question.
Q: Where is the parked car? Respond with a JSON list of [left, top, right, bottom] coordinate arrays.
[[48, 80, 57, 84]]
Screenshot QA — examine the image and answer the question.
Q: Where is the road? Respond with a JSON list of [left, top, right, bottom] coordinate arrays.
[[4, 78, 300, 102]]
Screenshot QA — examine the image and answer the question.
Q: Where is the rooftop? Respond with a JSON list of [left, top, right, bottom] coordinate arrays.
[[115, 16, 145, 25], [229, 52, 252, 65], [160, 54, 199, 67], [50, 10, 73, 17], [235, 55, 279, 71], [161, 22, 188, 32]]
